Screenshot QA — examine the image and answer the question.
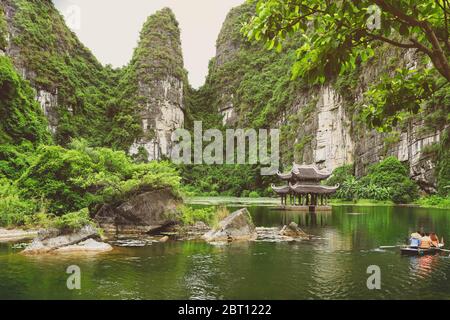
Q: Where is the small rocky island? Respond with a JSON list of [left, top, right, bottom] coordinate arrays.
[[21, 226, 112, 255], [5, 196, 315, 255]]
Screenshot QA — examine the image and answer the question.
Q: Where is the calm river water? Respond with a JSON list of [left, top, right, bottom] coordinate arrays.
[[0, 205, 449, 300]]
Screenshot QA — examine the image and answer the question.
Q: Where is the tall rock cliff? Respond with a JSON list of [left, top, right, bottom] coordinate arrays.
[[0, 0, 113, 144], [0, 1, 185, 160], [126, 8, 186, 161], [201, 2, 447, 193]]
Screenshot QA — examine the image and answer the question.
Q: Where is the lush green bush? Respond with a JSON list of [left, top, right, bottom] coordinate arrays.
[[0, 178, 40, 226], [51, 208, 94, 232], [180, 206, 230, 227], [416, 195, 450, 209], [326, 164, 354, 186], [335, 176, 360, 201], [358, 183, 391, 201], [249, 191, 260, 198], [180, 206, 216, 226], [17, 139, 181, 216], [334, 157, 418, 203], [361, 157, 418, 203]]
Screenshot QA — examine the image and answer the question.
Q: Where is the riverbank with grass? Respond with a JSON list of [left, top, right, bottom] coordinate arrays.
[[415, 195, 450, 209]]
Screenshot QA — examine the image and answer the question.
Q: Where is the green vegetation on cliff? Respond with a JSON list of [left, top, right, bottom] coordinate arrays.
[[0, 3, 188, 227], [132, 7, 185, 80], [0, 0, 448, 227], [0, 5, 7, 50], [0, 56, 51, 147], [0, 55, 52, 184], [110, 8, 187, 150], [3, 1, 186, 152], [6, 0, 119, 146]]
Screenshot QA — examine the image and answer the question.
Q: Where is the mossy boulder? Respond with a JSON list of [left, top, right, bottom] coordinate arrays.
[[94, 189, 182, 235], [203, 208, 257, 242]]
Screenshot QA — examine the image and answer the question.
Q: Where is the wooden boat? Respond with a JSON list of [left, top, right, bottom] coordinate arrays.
[[400, 244, 444, 256]]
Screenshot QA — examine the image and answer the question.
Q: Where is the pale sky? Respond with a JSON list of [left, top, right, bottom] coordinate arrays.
[[52, 0, 245, 88]]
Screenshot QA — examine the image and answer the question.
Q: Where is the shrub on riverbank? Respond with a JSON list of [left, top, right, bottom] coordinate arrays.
[[416, 195, 450, 209], [325, 164, 353, 187], [0, 178, 39, 226], [330, 157, 419, 204], [0, 139, 181, 227], [180, 206, 229, 227], [16, 139, 181, 216], [362, 157, 419, 203], [179, 164, 276, 197]]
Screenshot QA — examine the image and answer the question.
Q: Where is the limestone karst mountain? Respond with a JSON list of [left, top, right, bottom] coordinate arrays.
[[0, 0, 186, 159], [199, 1, 447, 193], [0, 0, 447, 193]]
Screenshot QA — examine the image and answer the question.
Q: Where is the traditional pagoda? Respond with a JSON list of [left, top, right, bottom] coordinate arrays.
[[272, 163, 339, 208]]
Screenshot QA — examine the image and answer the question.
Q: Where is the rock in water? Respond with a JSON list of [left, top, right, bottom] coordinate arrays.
[[21, 225, 109, 255], [0, 228, 39, 243], [279, 222, 310, 239], [203, 208, 257, 242], [55, 239, 113, 253], [94, 189, 181, 235], [159, 236, 169, 243]]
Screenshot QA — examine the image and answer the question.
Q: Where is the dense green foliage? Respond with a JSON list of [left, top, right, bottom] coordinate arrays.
[[16, 139, 181, 216], [0, 178, 39, 226], [50, 208, 94, 232], [330, 157, 419, 203], [2, 1, 187, 152], [0, 55, 52, 184], [0, 5, 7, 50], [180, 163, 274, 197], [0, 56, 51, 146], [180, 206, 229, 227], [325, 164, 354, 187], [416, 195, 450, 209], [6, 0, 122, 146]]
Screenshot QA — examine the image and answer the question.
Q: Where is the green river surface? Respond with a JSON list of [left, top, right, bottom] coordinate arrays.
[[0, 202, 449, 300]]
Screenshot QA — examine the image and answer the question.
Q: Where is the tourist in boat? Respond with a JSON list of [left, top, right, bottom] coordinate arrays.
[[409, 231, 422, 247], [410, 231, 422, 239], [430, 233, 440, 247], [419, 233, 432, 249]]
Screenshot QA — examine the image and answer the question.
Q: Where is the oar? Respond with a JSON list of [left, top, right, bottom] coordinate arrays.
[[379, 245, 403, 249]]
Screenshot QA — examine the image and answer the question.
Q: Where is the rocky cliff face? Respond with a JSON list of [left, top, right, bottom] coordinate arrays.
[[1, 0, 58, 134], [0, 0, 443, 191], [127, 8, 185, 161], [0, 0, 110, 145], [0, 1, 185, 158], [205, 2, 443, 192]]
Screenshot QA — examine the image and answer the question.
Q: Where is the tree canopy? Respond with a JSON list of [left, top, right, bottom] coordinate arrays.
[[243, 0, 450, 130]]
